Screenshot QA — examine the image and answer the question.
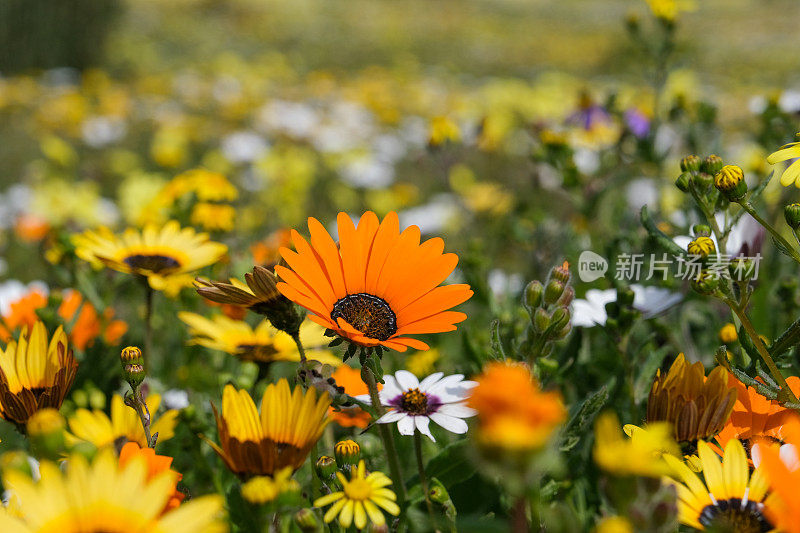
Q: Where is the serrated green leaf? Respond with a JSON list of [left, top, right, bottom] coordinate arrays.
[[558, 383, 611, 451]]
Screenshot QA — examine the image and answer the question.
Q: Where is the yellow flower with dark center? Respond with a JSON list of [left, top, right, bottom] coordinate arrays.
[[0, 450, 226, 533], [767, 134, 800, 187], [72, 221, 227, 294], [208, 380, 330, 477], [178, 313, 340, 366], [719, 323, 738, 344], [67, 393, 179, 449], [0, 322, 78, 427], [241, 467, 300, 504], [313, 460, 400, 530], [687, 236, 716, 258], [593, 412, 678, 477], [664, 440, 774, 531], [647, 354, 736, 444], [595, 516, 634, 533]]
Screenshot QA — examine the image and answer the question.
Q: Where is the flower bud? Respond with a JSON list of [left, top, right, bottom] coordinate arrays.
[[680, 155, 701, 173], [718, 323, 738, 344], [691, 172, 713, 190], [544, 279, 565, 306], [692, 224, 711, 238], [120, 346, 145, 388], [714, 165, 747, 201], [334, 439, 361, 471], [524, 280, 544, 309], [315, 455, 337, 480], [533, 308, 550, 333], [550, 261, 571, 283], [27, 408, 67, 461], [691, 271, 719, 295], [549, 307, 570, 333], [294, 508, 320, 532], [675, 172, 691, 192], [556, 286, 575, 307], [687, 236, 716, 258], [785, 203, 800, 230], [616, 287, 635, 307], [702, 154, 724, 175]]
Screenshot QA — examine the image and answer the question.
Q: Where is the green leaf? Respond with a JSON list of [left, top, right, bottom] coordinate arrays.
[[489, 319, 507, 361], [770, 317, 800, 357], [415, 440, 476, 490], [640, 205, 686, 257], [558, 383, 611, 452], [634, 345, 669, 403]]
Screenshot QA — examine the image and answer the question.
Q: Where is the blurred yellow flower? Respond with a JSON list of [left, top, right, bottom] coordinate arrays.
[[767, 134, 800, 187], [593, 412, 678, 477], [68, 393, 179, 449], [191, 203, 236, 232], [428, 116, 461, 146], [645, 0, 695, 22], [405, 348, 440, 377], [595, 516, 634, 533], [241, 467, 300, 504]]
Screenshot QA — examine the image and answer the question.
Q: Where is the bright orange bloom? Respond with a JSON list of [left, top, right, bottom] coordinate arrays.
[[14, 214, 50, 242], [119, 442, 186, 512], [251, 229, 292, 268], [468, 361, 566, 451], [0, 288, 127, 350], [328, 365, 377, 429], [756, 415, 800, 532], [716, 374, 800, 449], [276, 211, 473, 352]]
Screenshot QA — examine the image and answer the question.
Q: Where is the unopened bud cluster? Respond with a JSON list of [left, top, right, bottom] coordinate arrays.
[[120, 346, 145, 388], [315, 439, 362, 490], [522, 261, 574, 360], [676, 154, 748, 207], [603, 287, 638, 334]]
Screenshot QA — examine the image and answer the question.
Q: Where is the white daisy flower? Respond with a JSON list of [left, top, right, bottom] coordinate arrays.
[[356, 370, 477, 442]]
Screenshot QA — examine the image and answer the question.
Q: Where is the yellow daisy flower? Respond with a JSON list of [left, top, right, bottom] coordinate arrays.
[[178, 313, 340, 366], [72, 221, 227, 294], [67, 393, 179, 449], [664, 440, 774, 531], [593, 412, 679, 477], [314, 460, 400, 530], [208, 379, 330, 477], [767, 134, 800, 187], [0, 450, 226, 533], [0, 321, 78, 427]]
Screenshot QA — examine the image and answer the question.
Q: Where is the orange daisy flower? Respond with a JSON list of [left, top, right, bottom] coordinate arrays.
[[715, 374, 800, 450], [119, 441, 186, 512], [328, 364, 377, 429], [755, 414, 800, 532], [276, 211, 473, 352], [0, 289, 48, 341]]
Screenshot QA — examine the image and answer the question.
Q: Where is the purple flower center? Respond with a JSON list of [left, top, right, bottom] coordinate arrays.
[[390, 388, 441, 416]]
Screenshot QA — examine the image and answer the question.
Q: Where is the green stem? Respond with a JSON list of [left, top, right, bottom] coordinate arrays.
[[143, 281, 154, 372], [414, 432, 439, 532], [362, 365, 407, 504], [740, 201, 800, 264], [729, 301, 799, 404], [129, 389, 153, 448], [292, 333, 308, 367]]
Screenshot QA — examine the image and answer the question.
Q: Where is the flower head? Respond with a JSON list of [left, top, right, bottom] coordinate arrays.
[[241, 467, 300, 504], [647, 354, 736, 444], [755, 415, 800, 532], [593, 412, 678, 477], [72, 221, 227, 295], [328, 365, 374, 429], [313, 460, 400, 530], [358, 370, 476, 441], [275, 211, 473, 352], [119, 441, 186, 512], [0, 450, 225, 533], [687, 236, 716, 258], [208, 380, 330, 477], [0, 321, 78, 427], [468, 361, 566, 451], [179, 313, 340, 366], [68, 393, 178, 449], [645, 0, 695, 22], [767, 134, 800, 187], [664, 440, 773, 531]]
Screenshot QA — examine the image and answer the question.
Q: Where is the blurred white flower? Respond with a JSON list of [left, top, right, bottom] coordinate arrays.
[[339, 157, 395, 189], [0, 280, 48, 316], [221, 131, 269, 163], [487, 269, 524, 298], [397, 194, 459, 235], [82, 116, 127, 148], [162, 389, 190, 410], [571, 285, 682, 327]]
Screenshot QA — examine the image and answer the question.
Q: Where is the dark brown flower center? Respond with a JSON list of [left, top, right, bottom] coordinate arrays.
[[699, 499, 772, 533], [400, 388, 428, 415], [330, 293, 397, 341], [123, 254, 181, 273]]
